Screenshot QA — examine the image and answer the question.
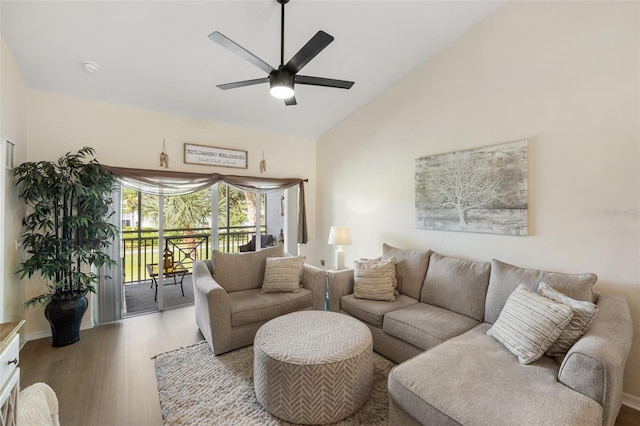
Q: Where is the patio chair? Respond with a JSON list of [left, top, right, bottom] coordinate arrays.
[[238, 234, 276, 252]]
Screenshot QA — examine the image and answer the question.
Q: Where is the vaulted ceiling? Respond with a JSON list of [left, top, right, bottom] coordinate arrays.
[[1, 1, 504, 139]]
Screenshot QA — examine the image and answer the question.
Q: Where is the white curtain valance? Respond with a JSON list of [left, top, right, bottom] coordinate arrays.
[[101, 165, 308, 243]]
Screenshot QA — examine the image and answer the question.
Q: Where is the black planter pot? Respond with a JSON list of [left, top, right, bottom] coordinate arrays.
[[44, 292, 89, 347]]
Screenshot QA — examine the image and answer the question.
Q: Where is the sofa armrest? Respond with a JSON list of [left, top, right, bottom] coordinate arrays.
[[192, 260, 233, 355], [326, 269, 355, 312], [301, 264, 327, 310], [558, 293, 633, 426]]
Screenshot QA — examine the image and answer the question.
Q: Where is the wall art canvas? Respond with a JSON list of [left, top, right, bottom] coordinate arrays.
[[415, 140, 528, 236]]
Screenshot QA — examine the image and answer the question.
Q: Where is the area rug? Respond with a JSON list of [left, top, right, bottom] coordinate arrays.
[[154, 341, 396, 425]]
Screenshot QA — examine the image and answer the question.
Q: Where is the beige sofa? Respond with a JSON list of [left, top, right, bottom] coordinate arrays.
[[193, 244, 326, 355], [327, 244, 633, 426]]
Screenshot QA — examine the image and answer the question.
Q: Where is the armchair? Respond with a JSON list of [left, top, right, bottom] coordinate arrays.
[[193, 244, 326, 355]]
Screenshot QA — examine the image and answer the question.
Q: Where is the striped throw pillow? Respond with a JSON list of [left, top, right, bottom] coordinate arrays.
[[261, 256, 306, 293], [487, 284, 573, 364], [538, 282, 598, 359], [353, 257, 397, 301]]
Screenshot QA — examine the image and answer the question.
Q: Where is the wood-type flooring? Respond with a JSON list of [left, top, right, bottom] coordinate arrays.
[[19, 306, 640, 426]]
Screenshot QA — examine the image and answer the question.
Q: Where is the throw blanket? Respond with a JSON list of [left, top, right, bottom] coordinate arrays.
[[17, 383, 59, 426]]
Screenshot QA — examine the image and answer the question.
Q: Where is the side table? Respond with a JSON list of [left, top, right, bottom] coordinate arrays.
[[146, 262, 188, 301]]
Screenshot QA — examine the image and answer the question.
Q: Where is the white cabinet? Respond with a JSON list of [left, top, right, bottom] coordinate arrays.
[[0, 322, 24, 426]]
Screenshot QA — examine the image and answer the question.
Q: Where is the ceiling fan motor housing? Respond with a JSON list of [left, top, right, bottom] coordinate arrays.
[[269, 69, 295, 99]]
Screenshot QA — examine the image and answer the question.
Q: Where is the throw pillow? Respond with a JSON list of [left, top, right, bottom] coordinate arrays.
[[353, 257, 398, 301], [382, 243, 431, 300], [261, 256, 306, 293], [537, 282, 598, 359], [487, 284, 573, 364]]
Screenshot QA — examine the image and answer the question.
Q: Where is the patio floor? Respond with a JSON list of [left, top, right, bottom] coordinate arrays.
[[123, 275, 194, 317]]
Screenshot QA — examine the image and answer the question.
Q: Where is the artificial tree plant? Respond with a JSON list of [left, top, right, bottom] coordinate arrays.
[[13, 147, 118, 346]]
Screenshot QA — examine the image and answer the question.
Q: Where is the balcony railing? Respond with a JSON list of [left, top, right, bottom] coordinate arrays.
[[121, 225, 265, 284]]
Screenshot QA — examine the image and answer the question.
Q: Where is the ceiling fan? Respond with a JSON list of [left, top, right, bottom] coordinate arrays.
[[208, 0, 354, 106]]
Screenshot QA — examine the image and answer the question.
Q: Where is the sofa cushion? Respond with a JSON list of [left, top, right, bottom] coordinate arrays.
[[487, 284, 574, 364], [382, 244, 431, 300], [261, 255, 306, 293], [388, 323, 602, 426], [341, 294, 418, 328], [383, 303, 479, 351], [353, 257, 398, 301], [420, 252, 491, 322], [484, 259, 597, 324], [538, 282, 598, 359], [228, 288, 312, 327], [213, 244, 284, 293]]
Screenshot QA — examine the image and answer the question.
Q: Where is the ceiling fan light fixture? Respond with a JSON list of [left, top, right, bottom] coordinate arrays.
[[210, 0, 353, 105], [270, 85, 294, 99], [269, 70, 294, 99]]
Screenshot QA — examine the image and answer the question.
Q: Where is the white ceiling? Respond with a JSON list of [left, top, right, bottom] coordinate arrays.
[[1, 0, 504, 140]]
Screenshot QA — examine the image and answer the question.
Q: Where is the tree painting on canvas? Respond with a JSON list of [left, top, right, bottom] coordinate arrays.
[[415, 140, 528, 235]]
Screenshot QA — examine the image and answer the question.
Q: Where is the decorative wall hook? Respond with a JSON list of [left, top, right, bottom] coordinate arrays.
[[160, 139, 169, 168], [260, 151, 267, 173]]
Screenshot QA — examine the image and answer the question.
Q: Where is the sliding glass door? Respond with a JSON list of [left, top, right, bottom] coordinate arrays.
[[119, 184, 291, 316], [120, 188, 211, 315]]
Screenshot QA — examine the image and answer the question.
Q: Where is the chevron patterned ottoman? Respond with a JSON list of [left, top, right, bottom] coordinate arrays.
[[254, 311, 373, 424]]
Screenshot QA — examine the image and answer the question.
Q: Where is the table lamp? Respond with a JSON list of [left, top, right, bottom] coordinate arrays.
[[328, 226, 352, 270]]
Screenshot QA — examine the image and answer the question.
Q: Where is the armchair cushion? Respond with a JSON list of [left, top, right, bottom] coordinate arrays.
[[228, 288, 312, 327], [261, 255, 306, 293], [212, 244, 284, 292]]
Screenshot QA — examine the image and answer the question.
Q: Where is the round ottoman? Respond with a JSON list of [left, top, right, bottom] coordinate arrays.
[[254, 311, 373, 424]]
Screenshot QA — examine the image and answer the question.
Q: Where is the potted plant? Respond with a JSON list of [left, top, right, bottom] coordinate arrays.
[[13, 147, 118, 347]]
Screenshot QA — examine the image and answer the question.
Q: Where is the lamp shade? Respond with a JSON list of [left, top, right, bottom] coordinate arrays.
[[328, 226, 352, 246]]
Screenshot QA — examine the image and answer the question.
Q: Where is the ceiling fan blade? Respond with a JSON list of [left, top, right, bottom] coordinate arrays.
[[283, 31, 334, 74], [284, 96, 297, 106], [295, 75, 354, 89], [217, 77, 269, 90], [208, 31, 275, 74]]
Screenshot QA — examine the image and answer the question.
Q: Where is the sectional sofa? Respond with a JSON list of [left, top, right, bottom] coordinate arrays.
[[327, 244, 632, 426]]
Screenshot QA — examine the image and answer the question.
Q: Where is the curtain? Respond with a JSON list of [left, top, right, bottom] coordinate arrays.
[[95, 185, 123, 324], [101, 165, 308, 243], [298, 181, 308, 244]]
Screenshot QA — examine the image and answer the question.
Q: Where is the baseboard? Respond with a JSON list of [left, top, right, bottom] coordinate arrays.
[[24, 321, 94, 343], [25, 329, 52, 342], [622, 392, 640, 411]]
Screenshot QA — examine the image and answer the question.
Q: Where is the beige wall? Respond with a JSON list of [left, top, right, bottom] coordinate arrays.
[[317, 1, 640, 398], [21, 91, 317, 337], [1, 37, 28, 330]]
